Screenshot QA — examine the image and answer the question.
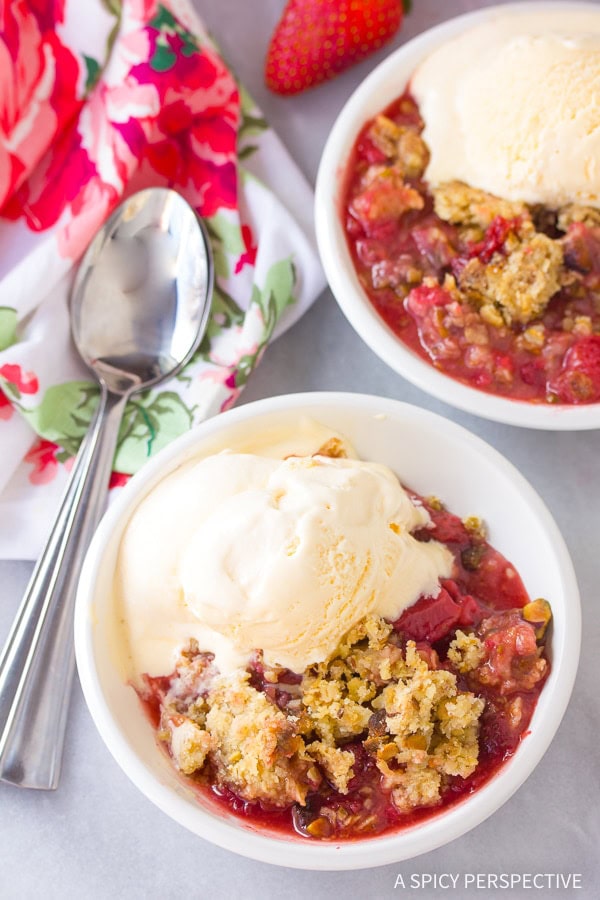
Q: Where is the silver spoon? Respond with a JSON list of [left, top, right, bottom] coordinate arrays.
[[0, 187, 213, 789]]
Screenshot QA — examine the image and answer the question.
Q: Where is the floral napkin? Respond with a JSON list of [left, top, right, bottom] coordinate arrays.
[[0, 0, 325, 559]]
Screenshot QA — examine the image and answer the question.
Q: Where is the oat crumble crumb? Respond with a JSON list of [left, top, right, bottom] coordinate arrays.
[[306, 741, 355, 794], [448, 631, 486, 673], [206, 672, 317, 806], [167, 717, 212, 775], [557, 204, 600, 231], [463, 516, 487, 539], [458, 232, 563, 325], [433, 181, 528, 230], [160, 615, 487, 818]]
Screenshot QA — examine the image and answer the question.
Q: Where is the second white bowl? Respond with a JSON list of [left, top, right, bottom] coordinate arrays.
[[315, 1, 600, 430]]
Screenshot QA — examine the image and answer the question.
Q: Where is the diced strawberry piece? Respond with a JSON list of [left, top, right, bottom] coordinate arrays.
[[562, 222, 600, 274], [355, 238, 388, 266], [457, 594, 481, 627], [404, 283, 452, 318], [265, 0, 404, 96], [442, 579, 462, 603], [345, 215, 363, 239], [463, 547, 529, 610], [474, 610, 547, 694], [568, 334, 600, 369], [519, 359, 546, 388], [473, 370, 493, 388], [351, 178, 423, 231], [416, 502, 469, 544], [467, 216, 520, 264], [550, 335, 600, 403], [393, 587, 462, 643], [412, 225, 457, 268], [356, 135, 388, 165], [442, 579, 482, 626]]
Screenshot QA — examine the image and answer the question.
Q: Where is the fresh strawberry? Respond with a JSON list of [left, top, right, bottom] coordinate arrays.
[[265, 0, 405, 96]]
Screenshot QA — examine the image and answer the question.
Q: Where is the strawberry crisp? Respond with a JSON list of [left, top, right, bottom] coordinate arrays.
[[140, 461, 552, 841], [343, 93, 600, 405]]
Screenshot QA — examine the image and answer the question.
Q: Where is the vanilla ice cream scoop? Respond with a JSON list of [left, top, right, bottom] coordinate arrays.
[[411, 10, 600, 208], [117, 439, 453, 678]]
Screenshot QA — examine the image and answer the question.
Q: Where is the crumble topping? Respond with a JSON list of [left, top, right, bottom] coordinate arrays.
[[305, 741, 355, 794], [557, 204, 600, 231], [205, 671, 318, 806], [447, 630, 485, 673], [167, 717, 212, 776], [458, 228, 564, 326], [433, 181, 528, 231], [155, 613, 488, 814], [367, 114, 430, 179], [385, 766, 442, 814]]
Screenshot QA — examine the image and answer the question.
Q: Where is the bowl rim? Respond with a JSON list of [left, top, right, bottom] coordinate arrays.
[[75, 391, 581, 870], [315, 0, 600, 431]]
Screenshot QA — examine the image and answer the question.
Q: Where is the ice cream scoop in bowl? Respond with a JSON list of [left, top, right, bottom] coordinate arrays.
[[74, 392, 580, 869], [0, 188, 212, 790]]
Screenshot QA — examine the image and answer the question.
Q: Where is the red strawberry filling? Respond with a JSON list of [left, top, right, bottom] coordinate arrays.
[[343, 90, 600, 406]]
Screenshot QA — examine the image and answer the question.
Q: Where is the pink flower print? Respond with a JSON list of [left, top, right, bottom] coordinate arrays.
[[109, 471, 131, 489], [26, 1, 68, 34], [0, 0, 83, 211], [128, 0, 159, 26], [0, 364, 39, 395], [0, 388, 14, 420], [140, 96, 238, 217], [2, 121, 94, 232], [198, 367, 241, 412], [220, 370, 241, 411], [133, 18, 240, 216], [234, 224, 257, 274], [25, 438, 60, 485], [79, 81, 159, 192], [56, 175, 119, 260]]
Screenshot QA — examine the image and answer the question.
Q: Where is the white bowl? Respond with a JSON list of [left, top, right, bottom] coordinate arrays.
[[75, 392, 580, 869], [315, 1, 600, 430]]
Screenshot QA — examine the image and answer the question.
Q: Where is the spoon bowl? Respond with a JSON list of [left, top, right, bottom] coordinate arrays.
[[72, 188, 212, 393], [0, 188, 213, 790]]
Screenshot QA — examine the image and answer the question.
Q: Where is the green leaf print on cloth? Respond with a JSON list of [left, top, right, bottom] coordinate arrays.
[[0, 308, 18, 352], [17, 258, 297, 475], [149, 4, 198, 72], [21, 383, 196, 475], [205, 213, 245, 281], [83, 55, 102, 92], [235, 258, 295, 388], [22, 383, 100, 458], [114, 391, 196, 472]]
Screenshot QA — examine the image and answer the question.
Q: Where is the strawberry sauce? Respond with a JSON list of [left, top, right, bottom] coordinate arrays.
[[343, 92, 600, 405]]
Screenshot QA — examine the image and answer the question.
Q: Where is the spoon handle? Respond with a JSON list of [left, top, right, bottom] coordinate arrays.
[[0, 386, 127, 789]]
